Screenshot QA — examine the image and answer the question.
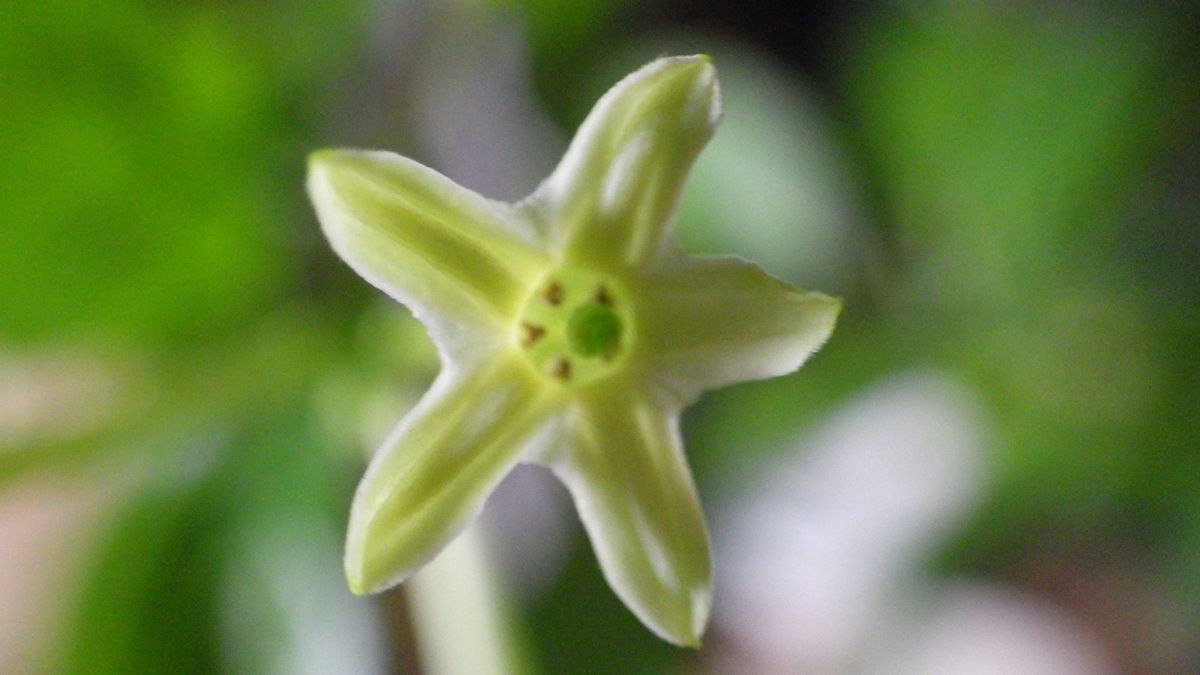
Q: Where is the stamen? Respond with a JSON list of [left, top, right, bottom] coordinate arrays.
[[551, 357, 572, 380], [541, 282, 563, 306], [520, 322, 545, 347], [595, 285, 613, 305]]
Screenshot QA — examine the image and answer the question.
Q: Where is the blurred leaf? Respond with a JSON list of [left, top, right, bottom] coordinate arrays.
[[53, 443, 224, 675], [499, 0, 629, 118], [685, 307, 907, 482], [500, 0, 620, 48], [0, 1, 283, 345], [52, 402, 376, 674], [526, 535, 682, 675], [0, 0, 369, 348], [674, 45, 859, 290], [842, 2, 1199, 560], [215, 411, 385, 675], [848, 4, 1175, 308], [0, 303, 342, 497]]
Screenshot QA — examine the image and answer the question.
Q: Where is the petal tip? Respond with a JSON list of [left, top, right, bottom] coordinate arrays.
[[791, 291, 843, 366], [305, 149, 344, 194], [344, 534, 406, 596], [817, 292, 844, 330], [307, 148, 353, 176], [309, 147, 374, 175], [648, 584, 711, 648], [344, 553, 370, 595], [680, 55, 722, 128], [345, 575, 369, 597], [648, 54, 719, 106], [344, 510, 400, 596], [307, 147, 333, 166], [661, 53, 712, 68]]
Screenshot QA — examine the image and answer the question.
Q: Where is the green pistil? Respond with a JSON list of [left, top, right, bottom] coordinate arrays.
[[568, 303, 622, 358]]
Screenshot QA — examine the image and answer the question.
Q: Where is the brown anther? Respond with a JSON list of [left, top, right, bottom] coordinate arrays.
[[551, 357, 572, 380], [595, 285, 612, 305], [520, 322, 545, 347], [541, 281, 563, 306]]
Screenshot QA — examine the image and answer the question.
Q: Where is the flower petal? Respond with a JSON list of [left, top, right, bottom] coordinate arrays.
[[543, 386, 711, 646], [308, 150, 548, 355], [524, 55, 721, 268], [345, 353, 557, 594], [638, 255, 841, 400]]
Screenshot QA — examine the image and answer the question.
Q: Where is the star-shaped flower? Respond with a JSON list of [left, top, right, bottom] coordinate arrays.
[[307, 55, 840, 646]]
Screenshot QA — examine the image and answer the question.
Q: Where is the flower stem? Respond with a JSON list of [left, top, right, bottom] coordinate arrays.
[[405, 520, 530, 674]]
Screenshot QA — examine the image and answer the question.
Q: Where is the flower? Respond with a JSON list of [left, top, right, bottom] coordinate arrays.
[[708, 373, 1115, 674], [306, 55, 840, 647]]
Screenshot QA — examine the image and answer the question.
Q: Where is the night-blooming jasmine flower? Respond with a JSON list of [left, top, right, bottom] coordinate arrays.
[[306, 55, 840, 646]]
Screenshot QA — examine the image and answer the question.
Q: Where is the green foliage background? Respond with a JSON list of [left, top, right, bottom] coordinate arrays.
[[1, 0, 1197, 672]]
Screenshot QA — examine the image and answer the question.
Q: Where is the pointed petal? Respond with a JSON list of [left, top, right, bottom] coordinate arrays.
[[639, 256, 841, 400], [308, 150, 548, 353], [345, 354, 557, 594], [543, 387, 711, 646], [525, 55, 721, 267]]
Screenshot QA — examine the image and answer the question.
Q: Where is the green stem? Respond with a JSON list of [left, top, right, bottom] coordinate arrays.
[[405, 520, 529, 674]]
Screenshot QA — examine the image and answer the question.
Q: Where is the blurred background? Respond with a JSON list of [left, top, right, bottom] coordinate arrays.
[[2, 0, 1199, 673]]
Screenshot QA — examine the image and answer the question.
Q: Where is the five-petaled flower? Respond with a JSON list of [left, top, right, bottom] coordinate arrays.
[[307, 55, 840, 647]]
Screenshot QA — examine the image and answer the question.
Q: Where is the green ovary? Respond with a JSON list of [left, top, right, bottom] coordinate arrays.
[[568, 303, 622, 357]]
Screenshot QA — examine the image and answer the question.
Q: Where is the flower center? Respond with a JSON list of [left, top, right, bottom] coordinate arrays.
[[515, 268, 632, 385], [568, 303, 622, 357]]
